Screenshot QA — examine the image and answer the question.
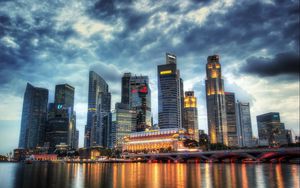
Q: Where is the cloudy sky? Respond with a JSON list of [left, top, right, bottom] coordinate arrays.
[[0, 0, 299, 154]]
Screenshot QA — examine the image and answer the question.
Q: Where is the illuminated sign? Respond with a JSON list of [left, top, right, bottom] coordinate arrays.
[[131, 86, 148, 94], [57, 104, 63, 109], [139, 86, 147, 93], [160, 70, 172, 75]]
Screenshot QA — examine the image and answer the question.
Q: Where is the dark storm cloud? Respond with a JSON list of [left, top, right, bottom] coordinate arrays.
[[93, 0, 115, 18], [240, 52, 300, 78], [180, 0, 299, 58], [90, 0, 150, 33], [85, 0, 299, 76]]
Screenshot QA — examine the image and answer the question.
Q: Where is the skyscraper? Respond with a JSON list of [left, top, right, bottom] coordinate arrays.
[[257, 112, 287, 146], [236, 101, 253, 147], [183, 91, 199, 141], [158, 53, 183, 129], [46, 84, 77, 151], [85, 71, 111, 148], [55, 84, 76, 148], [121, 73, 152, 131], [205, 55, 228, 145], [121, 73, 131, 105], [74, 129, 79, 149], [113, 103, 136, 147], [225, 92, 238, 147], [46, 103, 75, 151], [19, 83, 48, 149], [129, 75, 151, 131], [55, 84, 75, 110]]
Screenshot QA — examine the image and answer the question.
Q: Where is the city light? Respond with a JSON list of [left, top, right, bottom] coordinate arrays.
[[1, 0, 298, 186], [160, 70, 172, 75]]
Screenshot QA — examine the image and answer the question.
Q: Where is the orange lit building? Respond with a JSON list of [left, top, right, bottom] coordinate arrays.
[[122, 128, 191, 152], [183, 91, 199, 142], [205, 55, 228, 145], [78, 147, 101, 159], [0, 155, 8, 161]]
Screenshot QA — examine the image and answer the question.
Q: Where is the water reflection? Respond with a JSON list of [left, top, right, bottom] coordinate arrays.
[[0, 162, 298, 188]]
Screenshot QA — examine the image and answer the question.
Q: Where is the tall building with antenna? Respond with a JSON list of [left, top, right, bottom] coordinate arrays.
[[157, 53, 184, 129]]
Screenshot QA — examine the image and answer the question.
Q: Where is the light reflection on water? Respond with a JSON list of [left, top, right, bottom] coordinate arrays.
[[0, 162, 299, 188]]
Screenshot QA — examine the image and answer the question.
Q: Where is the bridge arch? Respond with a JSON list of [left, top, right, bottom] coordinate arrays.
[[209, 152, 256, 162], [258, 151, 300, 162]]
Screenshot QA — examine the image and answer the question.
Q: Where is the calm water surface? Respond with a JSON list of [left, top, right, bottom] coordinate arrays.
[[0, 162, 299, 188]]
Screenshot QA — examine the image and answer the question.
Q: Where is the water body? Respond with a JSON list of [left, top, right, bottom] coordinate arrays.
[[0, 162, 299, 188]]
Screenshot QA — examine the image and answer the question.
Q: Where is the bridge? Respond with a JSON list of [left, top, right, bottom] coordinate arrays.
[[122, 147, 300, 163]]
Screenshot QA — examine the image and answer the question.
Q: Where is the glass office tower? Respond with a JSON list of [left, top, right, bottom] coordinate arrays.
[[158, 53, 183, 129], [236, 101, 253, 147], [46, 84, 77, 151], [225, 92, 238, 147], [121, 73, 131, 105], [113, 103, 136, 147], [121, 73, 151, 132], [129, 75, 151, 131], [55, 84, 75, 110], [85, 71, 111, 148], [19, 83, 48, 149], [257, 112, 287, 146], [46, 103, 74, 151]]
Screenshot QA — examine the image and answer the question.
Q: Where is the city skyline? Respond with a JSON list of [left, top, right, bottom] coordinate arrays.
[[0, 0, 299, 154]]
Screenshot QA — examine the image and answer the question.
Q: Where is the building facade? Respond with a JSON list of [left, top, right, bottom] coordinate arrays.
[[55, 84, 75, 110], [122, 128, 190, 152], [55, 84, 76, 149], [45, 84, 77, 152], [129, 75, 151, 131], [158, 53, 183, 129], [74, 129, 79, 149], [183, 91, 199, 141], [257, 112, 288, 146], [120, 73, 152, 131], [225, 92, 238, 147], [205, 55, 228, 145], [46, 103, 74, 151], [113, 103, 137, 147], [236, 101, 253, 147], [19, 83, 48, 149], [121, 73, 131, 105], [85, 71, 111, 148]]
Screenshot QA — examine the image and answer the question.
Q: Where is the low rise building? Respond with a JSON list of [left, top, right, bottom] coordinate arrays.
[[0, 155, 8, 161], [122, 128, 191, 153], [78, 147, 101, 160], [32, 154, 57, 161], [257, 112, 287, 146], [13, 149, 30, 161]]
